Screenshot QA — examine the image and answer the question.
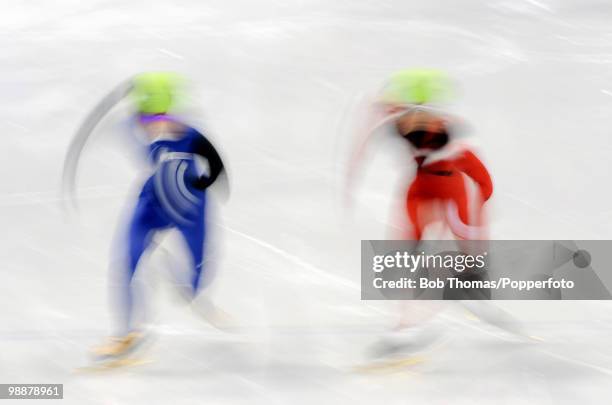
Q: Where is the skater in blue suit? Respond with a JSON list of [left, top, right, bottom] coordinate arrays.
[[62, 72, 228, 359]]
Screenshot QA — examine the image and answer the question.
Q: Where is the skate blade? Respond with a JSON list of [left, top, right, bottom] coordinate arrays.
[[353, 355, 425, 373], [75, 357, 153, 373]]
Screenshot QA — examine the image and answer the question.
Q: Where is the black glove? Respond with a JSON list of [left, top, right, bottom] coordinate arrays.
[[191, 175, 213, 190]]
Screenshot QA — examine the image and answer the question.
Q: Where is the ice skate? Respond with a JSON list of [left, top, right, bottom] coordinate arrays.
[[369, 320, 447, 359], [190, 295, 238, 332], [92, 331, 146, 360], [76, 332, 153, 371], [356, 321, 447, 373], [460, 301, 542, 342]]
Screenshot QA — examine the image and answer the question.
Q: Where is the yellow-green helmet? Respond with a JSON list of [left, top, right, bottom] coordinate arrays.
[[131, 71, 184, 115], [380, 68, 453, 105]]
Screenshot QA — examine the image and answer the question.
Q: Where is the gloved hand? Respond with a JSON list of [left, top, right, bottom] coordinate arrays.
[[191, 175, 213, 190]]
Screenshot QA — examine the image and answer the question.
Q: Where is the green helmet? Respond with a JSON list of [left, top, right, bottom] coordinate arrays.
[[380, 68, 453, 105], [131, 71, 184, 115]]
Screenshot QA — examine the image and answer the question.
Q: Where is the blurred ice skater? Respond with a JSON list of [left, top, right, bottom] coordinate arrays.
[[347, 69, 524, 358], [349, 69, 492, 240], [63, 72, 230, 361]]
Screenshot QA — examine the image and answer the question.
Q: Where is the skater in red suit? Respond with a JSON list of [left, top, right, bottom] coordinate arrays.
[[347, 99, 493, 241], [397, 108, 492, 240], [347, 70, 525, 359]]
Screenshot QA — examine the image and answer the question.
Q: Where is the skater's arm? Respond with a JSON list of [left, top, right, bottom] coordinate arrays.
[[345, 102, 401, 206], [455, 149, 493, 201], [62, 79, 134, 206], [190, 133, 225, 189]]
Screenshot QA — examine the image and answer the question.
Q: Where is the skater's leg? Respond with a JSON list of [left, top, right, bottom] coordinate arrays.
[[445, 264, 525, 337], [369, 193, 447, 358], [175, 197, 235, 330], [176, 197, 207, 296], [461, 300, 525, 336], [406, 193, 425, 241], [401, 194, 447, 325], [406, 190, 447, 240], [95, 197, 170, 359], [115, 197, 169, 335]]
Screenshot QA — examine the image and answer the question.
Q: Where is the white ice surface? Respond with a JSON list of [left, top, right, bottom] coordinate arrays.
[[2, 0, 612, 404]]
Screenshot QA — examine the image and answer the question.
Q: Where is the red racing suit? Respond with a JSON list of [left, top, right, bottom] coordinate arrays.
[[406, 143, 493, 240]]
